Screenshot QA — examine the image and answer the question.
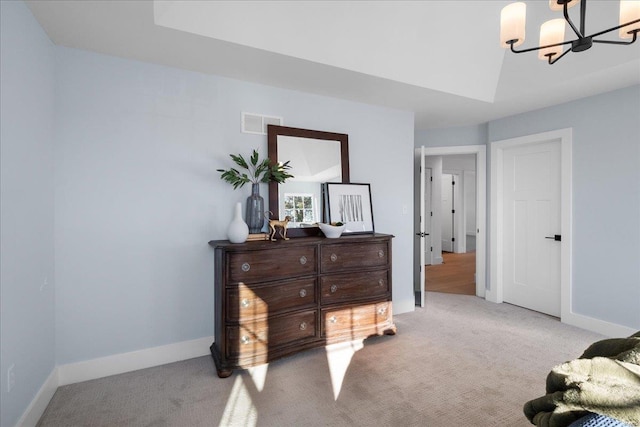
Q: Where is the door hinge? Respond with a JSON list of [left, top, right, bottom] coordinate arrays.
[[452, 209, 455, 214], [452, 238, 455, 242], [430, 247, 433, 252]]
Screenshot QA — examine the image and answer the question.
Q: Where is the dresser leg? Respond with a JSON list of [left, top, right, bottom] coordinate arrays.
[[384, 325, 397, 335], [210, 342, 233, 378], [216, 368, 233, 378]]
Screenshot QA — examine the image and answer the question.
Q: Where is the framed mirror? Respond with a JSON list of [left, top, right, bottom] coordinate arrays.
[[268, 125, 349, 238]]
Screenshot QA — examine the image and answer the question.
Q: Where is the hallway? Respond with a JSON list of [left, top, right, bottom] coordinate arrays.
[[425, 251, 476, 295]]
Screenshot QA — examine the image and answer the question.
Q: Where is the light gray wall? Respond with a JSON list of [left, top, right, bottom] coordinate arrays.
[[54, 47, 415, 365], [488, 85, 640, 330], [0, 2, 56, 426], [415, 123, 488, 148], [442, 154, 476, 171]]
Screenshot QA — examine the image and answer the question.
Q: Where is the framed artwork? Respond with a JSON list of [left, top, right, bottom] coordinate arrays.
[[323, 183, 374, 234]]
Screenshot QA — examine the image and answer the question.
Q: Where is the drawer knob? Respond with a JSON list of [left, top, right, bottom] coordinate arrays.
[[330, 253, 337, 262], [299, 321, 307, 331], [330, 284, 338, 293], [241, 262, 250, 272], [329, 315, 337, 324], [378, 250, 384, 258], [378, 307, 387, 316], [241, 298, 250, 308], [241, 335, 251, 345], [299, 289, 307, 298], [299, 256, 307, 265], [378, 279, 384, 287]]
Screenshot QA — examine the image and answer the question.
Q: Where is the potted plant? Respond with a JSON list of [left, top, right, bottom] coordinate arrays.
[[218, 149, 293, 233]]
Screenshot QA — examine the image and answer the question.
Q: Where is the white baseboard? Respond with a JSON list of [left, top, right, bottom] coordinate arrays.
[[17, 336, 215, 426], [563, 312, 636, 338], [482, 294, 635, 338], [434, 256, 443, 265], [17, 368, 58, 427], [57, 336, 214, 386]]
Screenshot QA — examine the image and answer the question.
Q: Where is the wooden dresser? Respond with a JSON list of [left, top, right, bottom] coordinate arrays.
[[208, 233, 396, 378]]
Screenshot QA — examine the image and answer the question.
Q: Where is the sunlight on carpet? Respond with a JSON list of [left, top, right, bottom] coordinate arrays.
[[247, 363, 269, 392], [220, 376, 258, 426], [218, 339, 365, 424], [325, 339, 364, 400]]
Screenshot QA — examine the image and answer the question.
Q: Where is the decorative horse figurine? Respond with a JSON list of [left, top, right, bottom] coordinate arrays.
[[268, 216, 291, 241]]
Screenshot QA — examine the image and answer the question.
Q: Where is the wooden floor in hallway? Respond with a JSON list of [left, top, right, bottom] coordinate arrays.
[[425, 251, 476, 295]]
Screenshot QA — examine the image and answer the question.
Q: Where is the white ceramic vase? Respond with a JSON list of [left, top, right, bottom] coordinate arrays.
[[227, 202, 249, 243]]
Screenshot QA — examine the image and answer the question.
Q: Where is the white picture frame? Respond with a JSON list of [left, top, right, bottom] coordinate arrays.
[[324, 183, 374, 234]]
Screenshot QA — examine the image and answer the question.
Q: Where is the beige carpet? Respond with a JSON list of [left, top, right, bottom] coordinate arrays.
[[37, 293, 605, 427]]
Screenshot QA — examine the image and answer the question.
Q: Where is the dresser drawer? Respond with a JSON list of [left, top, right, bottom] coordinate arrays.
[[320, 241, 389, 273], [321, 301, 393, 341], [228, 246, 316, 283], [226, 279, 316, 321], [226, 310, 318, 360], [320, 270, 390, 305]]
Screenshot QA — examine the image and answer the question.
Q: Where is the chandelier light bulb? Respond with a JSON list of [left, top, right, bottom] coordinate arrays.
[[619, 0, 640, 39], [538, 19, 567, 60], [501, 2, 527, 48]]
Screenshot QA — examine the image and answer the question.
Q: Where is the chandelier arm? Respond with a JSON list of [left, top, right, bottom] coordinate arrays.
[[587, 18, 640, 39], [548, 47, 572, 65], [509, 39, 572, 54], [579, 0, 587, 36], [564, 0, 584, 39], [593, 31, 638, 45]]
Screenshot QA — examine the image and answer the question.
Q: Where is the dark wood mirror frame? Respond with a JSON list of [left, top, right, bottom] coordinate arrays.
[[268, 125, 350, 238]]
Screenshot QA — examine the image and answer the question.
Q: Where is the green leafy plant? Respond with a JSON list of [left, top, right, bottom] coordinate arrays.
[[217, 149, 294, 189]]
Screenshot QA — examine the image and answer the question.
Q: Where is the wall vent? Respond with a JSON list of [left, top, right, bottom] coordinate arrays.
[[241, 113, 283, 135]]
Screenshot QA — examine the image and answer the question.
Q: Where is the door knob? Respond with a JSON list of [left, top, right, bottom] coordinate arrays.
[[545, 234, 562, 241]]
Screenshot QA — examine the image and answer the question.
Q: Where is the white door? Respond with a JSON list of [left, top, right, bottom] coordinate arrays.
[[441, 174, 454, 252], [502, 141, 561, 317], [424, 168, 433, 266], [417, 147, 426, 307]]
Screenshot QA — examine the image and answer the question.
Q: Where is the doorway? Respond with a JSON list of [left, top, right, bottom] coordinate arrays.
[[414, 145, 486, 307], [488, 128, 572, 321], [428, 160, 475, 295]]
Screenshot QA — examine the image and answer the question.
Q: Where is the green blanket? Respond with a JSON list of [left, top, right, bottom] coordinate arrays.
[[523, 331, 640, 427]]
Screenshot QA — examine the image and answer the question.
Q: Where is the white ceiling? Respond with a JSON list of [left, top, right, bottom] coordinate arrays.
[[26, 0, 640, 130]]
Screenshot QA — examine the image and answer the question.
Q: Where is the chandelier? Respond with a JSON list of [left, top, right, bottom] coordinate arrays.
[[500, 0, 640, 64]]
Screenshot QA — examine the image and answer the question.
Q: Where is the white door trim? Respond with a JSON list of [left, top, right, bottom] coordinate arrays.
[[443, 170, 466, 253], [422, 145, 486, 298], [487, 128, 572, 322], [419, 146, 426, 307]]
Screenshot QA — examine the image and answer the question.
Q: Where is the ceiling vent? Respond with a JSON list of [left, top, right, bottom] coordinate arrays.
[[241, 113, 283, 135]]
